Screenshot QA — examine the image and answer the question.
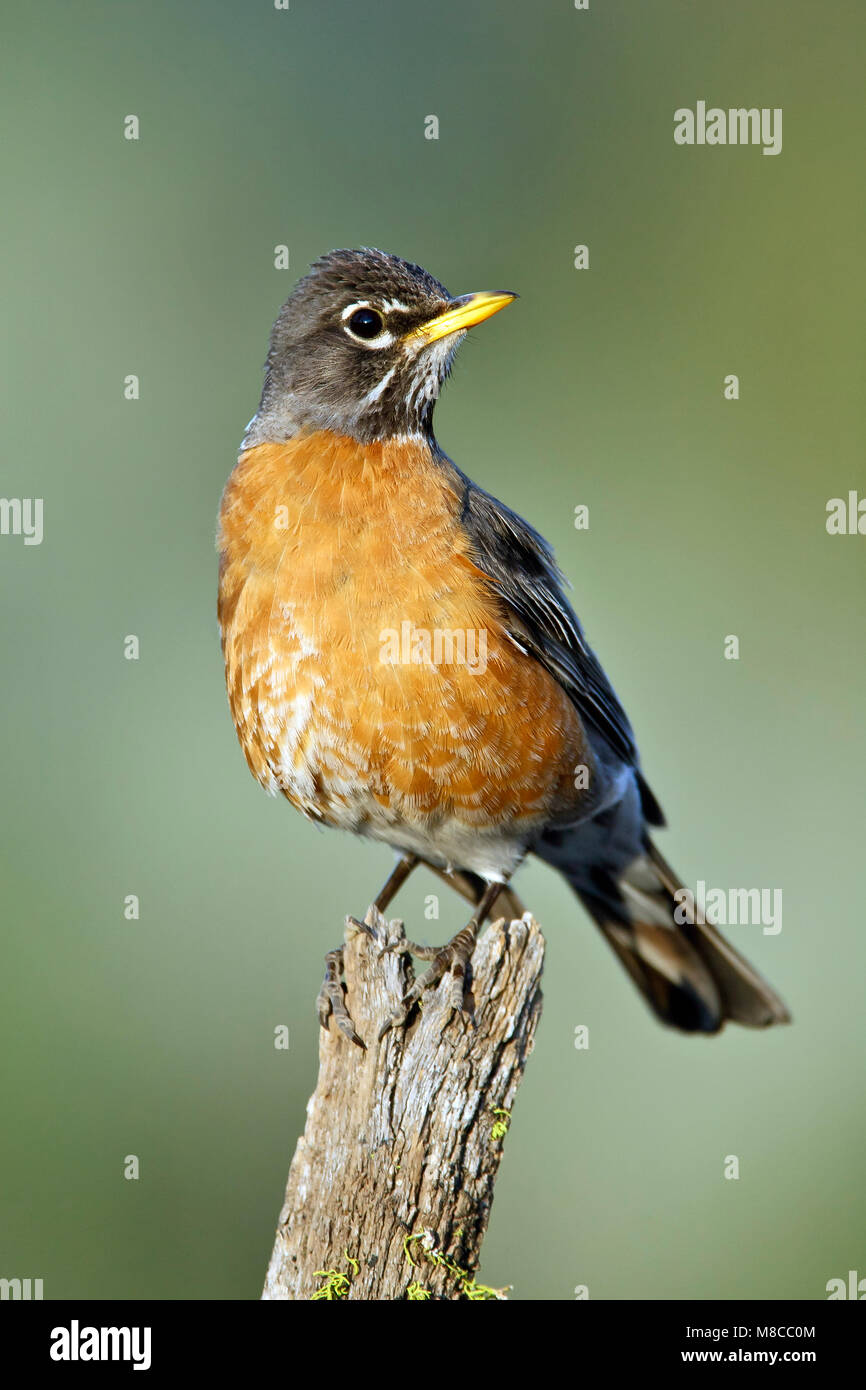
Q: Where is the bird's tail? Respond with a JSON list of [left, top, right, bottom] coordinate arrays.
[[569, 838, 791, 1033]]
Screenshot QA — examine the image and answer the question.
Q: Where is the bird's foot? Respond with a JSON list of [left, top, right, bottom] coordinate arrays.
[[377, 918, 481, 1040], [316, 917, 374, 1050]]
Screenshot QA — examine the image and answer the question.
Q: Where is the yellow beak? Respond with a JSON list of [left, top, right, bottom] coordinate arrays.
[[408, 290, 517, 344]]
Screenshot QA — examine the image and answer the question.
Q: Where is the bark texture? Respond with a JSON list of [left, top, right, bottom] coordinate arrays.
[[262, 906, 545, 1301]]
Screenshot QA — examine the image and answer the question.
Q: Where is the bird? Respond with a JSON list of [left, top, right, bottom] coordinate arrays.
[[217, 246, 790, 1046]]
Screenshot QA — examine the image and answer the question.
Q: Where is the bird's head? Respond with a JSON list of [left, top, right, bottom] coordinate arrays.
[[246, 247, 516, 447]]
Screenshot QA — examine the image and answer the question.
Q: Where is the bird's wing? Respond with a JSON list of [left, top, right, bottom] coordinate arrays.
[[452, 469, 639, 766]]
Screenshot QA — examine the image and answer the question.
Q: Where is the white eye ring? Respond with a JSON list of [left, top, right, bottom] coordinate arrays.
[[340, 301, 394, 348]]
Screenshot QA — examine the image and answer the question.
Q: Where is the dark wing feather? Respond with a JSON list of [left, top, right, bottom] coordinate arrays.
[[453, 468, 638, 766]]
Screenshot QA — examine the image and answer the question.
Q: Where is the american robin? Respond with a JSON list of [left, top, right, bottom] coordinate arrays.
[[217, 247, 790, 1045]]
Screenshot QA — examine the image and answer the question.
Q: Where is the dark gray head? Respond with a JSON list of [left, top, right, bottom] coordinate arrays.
[[244, 248, 515, 447]]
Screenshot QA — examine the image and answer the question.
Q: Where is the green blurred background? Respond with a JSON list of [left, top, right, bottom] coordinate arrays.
[[1, 0, 863, 1300]]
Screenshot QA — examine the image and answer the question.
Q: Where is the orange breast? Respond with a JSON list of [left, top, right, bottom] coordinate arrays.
[[217, 432, 586, 846]]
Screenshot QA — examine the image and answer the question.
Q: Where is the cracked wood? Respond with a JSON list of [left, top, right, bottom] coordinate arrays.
[[262, 907, 545, 1300]]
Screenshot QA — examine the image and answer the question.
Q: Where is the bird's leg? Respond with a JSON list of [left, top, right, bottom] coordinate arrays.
[[378, 878, 508, 1039], [317, 855, 420, 1049], [372, 852, 420, 914], [424, 863, 525, 920]]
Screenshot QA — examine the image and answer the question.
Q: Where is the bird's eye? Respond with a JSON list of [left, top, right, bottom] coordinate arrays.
[[346, 307, 384, 340]]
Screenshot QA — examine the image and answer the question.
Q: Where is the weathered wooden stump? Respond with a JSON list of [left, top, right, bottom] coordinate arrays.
[[262, 906, 545, 1300]]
